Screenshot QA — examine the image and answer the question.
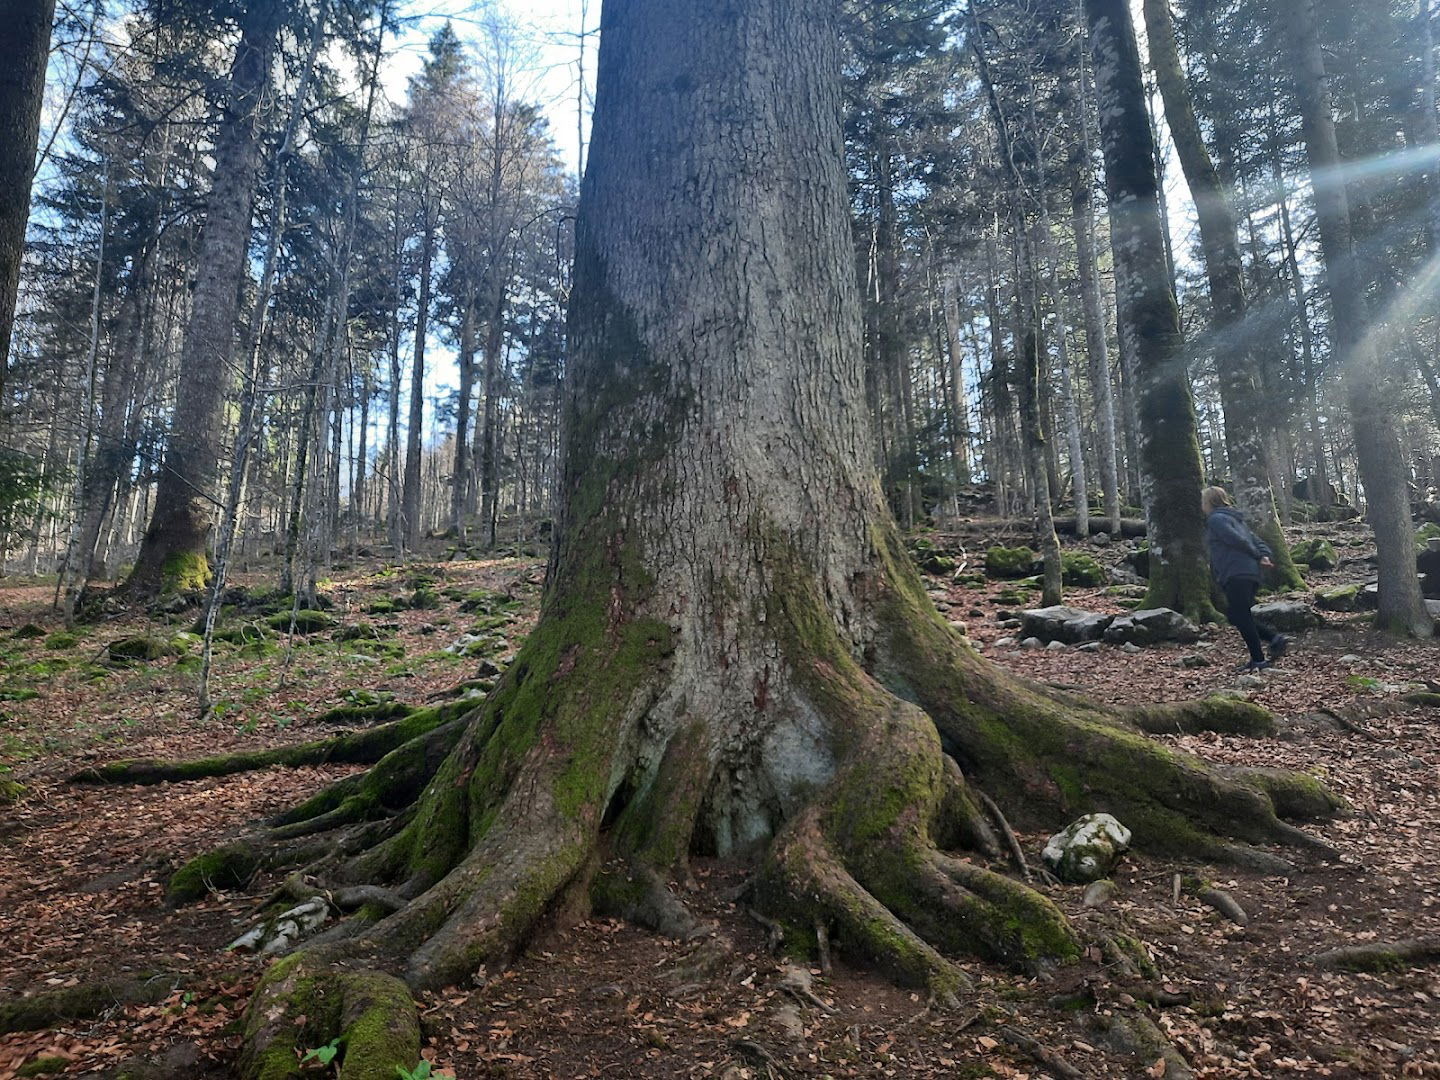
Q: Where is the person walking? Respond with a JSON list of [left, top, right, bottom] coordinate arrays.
[[1203, 486, 1288, 671]]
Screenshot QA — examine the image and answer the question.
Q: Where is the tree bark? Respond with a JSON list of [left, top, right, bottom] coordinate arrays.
[[1142, 0, 1303, 590], [0, 0, 55, 394], [401, 214, 436, 551], [125, 0, 283, 596], [1084, 0, 1217, 621], [1282, 0, 1430, 636]]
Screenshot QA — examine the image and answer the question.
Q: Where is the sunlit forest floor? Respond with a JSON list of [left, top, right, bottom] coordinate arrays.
[[1, 521, 1437, 1078]]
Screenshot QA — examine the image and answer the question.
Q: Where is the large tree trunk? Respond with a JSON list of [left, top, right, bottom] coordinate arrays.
[[0, 0, 55, 393], [125, 1, 282, 596], [1282, 0, 1431, 636], [1084, 0, 1217, 621], [1142, 0, 1304, 591], [156, 3, 1336, 1073]]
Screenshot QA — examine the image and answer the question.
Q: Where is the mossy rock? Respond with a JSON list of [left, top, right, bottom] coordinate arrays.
[[1315, 583, 1362, 612], [43, 632, 79, 650], [1105, 584, 1147, 598], [211, 623, 271, 645], [407, 587, 442, 610], [106, 636, 177, 663], [1418, 523, 1440, 549], [995, 584, 1040, 606], [265, 610, 339, 634], [12, 624, 44, 640], [17, 1056, 68, 1077], [985, 545, 1039, 579], [955, 572, 988, 587], [918, 552, 957, 575], [1290, 538, 1338, 571], [0, 775, 24, 804], [166, 841, 259, 904], [334, 623, 393, 643], [1061, 552, 1105, 587], [365, 599, 399, 615]]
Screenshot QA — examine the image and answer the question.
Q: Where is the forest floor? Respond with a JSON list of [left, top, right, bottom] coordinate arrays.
[[1, 518, 1438, 1079]]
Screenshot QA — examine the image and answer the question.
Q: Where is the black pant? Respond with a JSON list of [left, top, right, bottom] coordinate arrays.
[[1223, 577, 1276, 663]]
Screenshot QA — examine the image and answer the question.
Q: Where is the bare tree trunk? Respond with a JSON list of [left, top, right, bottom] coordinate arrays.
[[1085, 0, 1217, 620], [0, 0, 56, 391], [1142, 0, 1303, 589], [1283, 0, 1430, 636], [402, 213, 436, 551], [451, 291, 477, 541], [126, 0, 283, 596]]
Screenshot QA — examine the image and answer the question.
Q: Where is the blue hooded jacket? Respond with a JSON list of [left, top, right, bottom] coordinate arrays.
[[1205, 507, 1272, 586]]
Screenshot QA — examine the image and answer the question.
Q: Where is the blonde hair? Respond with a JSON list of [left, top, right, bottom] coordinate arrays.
[[1201, 486, 1232, 515]]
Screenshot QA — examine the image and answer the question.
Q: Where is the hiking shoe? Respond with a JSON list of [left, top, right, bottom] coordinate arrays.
[[1269, 635, 1289, 661], [1243, 660, 1272, 673]]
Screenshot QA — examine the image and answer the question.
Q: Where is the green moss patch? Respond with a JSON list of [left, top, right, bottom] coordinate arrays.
[[985, 545, 1039, 579]]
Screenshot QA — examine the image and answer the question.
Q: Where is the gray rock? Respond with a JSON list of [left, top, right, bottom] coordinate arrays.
[[1082, 879, 1119, 908], [1236, 674, 1266, 689], [1043, 814, 1132, 884], [1180, 654, 1211, 669], [1045, 639, 1068, 651], [1020, 604, 1115, 644], [1340, 654, 1362, 662], [1103, 607, 1200, 646], [994, 636, 1017, 648], [1021, 636, 1043, 649], [1251, 601, 1321, 633], [228, 896, 330, 954], [1076, 641, 1102, 653], [1122, 642, 1142, 654], [1108, 564, 1146, 587]]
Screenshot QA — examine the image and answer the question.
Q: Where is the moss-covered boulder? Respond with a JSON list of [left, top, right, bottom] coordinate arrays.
[[407, 586, 442, 610], [985, 545, 1038, 579], [365, 598, 399, 615], [43, 632, 79, 650], [1290, 538, 1338, 571], [266, 609, 338, 634], [106, 635, 177, 663], [1316, 583, 1362, 612], [1061, 552, 1105, 587], [12, 623, 44, 640]]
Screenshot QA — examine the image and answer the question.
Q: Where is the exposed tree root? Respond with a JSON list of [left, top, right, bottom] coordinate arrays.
[[69, 701, 466, 786], [206, 529, 1347, 1078], [0, 973, 179, 1034], [240, 955, 419, 1080], [1313, 937, 1440, 972], [868, 538, 1338, 869], [996, 1024, 1085, 1080]]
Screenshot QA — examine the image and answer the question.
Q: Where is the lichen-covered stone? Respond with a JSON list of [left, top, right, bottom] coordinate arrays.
[[1042, 814, 1132, 884]]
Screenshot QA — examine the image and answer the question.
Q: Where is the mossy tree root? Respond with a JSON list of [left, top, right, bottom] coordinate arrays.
[[750, 611, 1081, 1003], [240, 955, 420, 1080], [870, 531, 1341, 867], [69, 702, 471, 787], [166, 720, 468, 905], [0, 973, 179, 1035]]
